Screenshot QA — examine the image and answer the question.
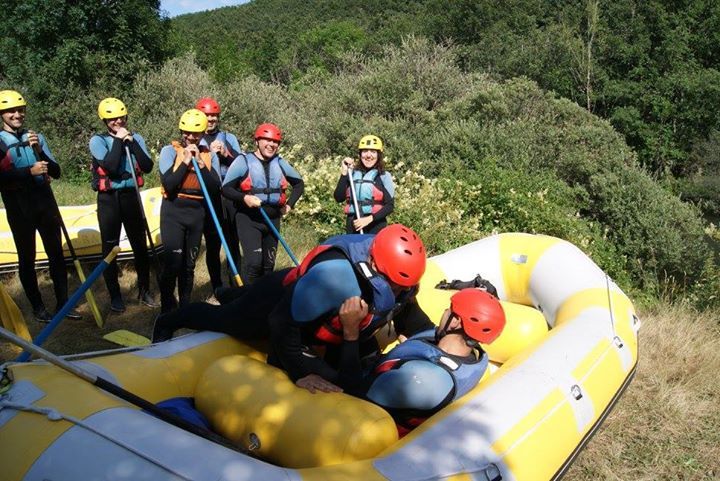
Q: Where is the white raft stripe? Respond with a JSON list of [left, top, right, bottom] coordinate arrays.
[[0, 381, 45, 428], [23, 407, 301, 481]]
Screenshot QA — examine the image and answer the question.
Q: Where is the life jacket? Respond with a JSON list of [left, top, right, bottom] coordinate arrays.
[[162, 141, 212, 200], [238, 153, 288, 206], [345, 169, 384, 215], [0, 130, 48, 187], [368, 329, 488, 432], [283, 234, 414, 345], [90, 134, 145, 192], [201, 130, 239, 180]]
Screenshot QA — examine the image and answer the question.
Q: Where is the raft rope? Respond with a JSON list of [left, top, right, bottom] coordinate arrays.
[[0, 399, 192, 480], [605, 273, 624, 348]]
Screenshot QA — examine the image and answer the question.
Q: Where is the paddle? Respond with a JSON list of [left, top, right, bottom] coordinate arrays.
[[347, 166, 364, 234], [124, 144, 163, 289], [0, 282, 31, 341], [15, 247, 120, 362], [0, 325, 248, 455], [103, 329, 151, 347], [258, 205, 299, 266], [190, 156, 243, 287]]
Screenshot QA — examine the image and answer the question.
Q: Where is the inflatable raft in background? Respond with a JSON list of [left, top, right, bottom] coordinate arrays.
[[0, 187, 163, 274], [0, 233, 640, 481]]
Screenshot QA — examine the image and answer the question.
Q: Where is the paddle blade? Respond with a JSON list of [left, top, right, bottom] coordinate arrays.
[[0, 283, 31, 341], [103, 329, 151, 347]]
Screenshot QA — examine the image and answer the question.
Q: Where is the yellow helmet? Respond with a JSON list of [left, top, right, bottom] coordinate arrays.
[[358, 134, 383, 152], [98, 98, 128, 120], [0, 90, 27, 111], [179, 109, 208, 133]]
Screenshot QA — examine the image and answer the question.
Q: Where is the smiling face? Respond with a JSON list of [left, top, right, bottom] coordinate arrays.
[[182, 130, 203, 146], [104, 116, 127, 135], [359, 149, 379, 169], [1, 107, 26, 132], [206, 113, 219, 133], [255, 137, 280, 160]]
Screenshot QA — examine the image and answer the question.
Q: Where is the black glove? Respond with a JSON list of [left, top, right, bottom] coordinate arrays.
[[435, 274, 498, 298]]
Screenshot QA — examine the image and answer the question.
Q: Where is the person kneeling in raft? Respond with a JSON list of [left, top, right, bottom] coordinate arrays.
[[152, 224, 435, 394], [364, 288, 506, 436]]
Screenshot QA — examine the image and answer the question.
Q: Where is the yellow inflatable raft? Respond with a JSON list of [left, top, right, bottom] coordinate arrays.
[[0, 187, 163, 273], [0, 233, 640, 481]]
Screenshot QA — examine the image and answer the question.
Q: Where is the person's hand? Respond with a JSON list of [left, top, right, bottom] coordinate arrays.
[[30, 161, 48, 176], [183, 145, 198, 165], [296, 374, 343, 394], [341, 157, 354, 176], [281, 204, 292, 216], [210, 140, 224, 154], [339, 296, 368, 341], [244, 195, 262, 208], [114, 127, 133, 143], [353, 215, 373, 232], [26, 130, 40, 152]]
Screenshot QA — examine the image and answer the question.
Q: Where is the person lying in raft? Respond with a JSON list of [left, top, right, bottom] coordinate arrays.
[[363, 288, 506, 436], [152, 223, 435, 394]]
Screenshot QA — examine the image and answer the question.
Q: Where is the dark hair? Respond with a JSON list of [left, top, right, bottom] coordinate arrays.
[[356, 151, 385, 173]]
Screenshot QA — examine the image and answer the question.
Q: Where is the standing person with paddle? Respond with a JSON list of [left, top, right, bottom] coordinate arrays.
[[89, 97, 158, 313], [334, 134, 395, 234], [158, 109, 221, 313], [0, 90, 80, 322], [196, 97, 242, 291], [222, 123, 304, 284]]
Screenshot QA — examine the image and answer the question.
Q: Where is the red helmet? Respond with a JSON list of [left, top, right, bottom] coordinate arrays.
[[370, 224, 426, 287], [195, 97, 221, 115], [254, 123, 282, 142], [450, 289, 506, 344]]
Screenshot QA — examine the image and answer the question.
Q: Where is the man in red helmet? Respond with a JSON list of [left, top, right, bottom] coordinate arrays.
[[152, 223, 435, 394], [221, 123, 304, 284], [195, 97, 242, 292], [363, 288, 506, 435]]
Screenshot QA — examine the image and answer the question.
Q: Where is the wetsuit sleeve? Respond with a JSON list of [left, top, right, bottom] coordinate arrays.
[[393, 297, 435, 337], [370, 172, 395, 223], [159, 145, 187, 194], [279, 158, 304, 208], [89, 134, 125, 175], [37, 134, 61, 179], [221, 155, 248, 203], [200, 152, 221, 194], [217, 133, 242, 168], [333, 174, 349, 203], [130, 134, 153, 173]]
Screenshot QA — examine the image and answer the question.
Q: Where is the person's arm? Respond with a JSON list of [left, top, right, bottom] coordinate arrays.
[[279, 158, 304, 208], [200, 152, 222, 195], [129, 134, 153, 173], [368, 172, 395, 223], [89, 134, 124, 175], [393, 296, 435, 337], [333, 174, 350, 203], [221, 155, 249, 204], [36, 133, 61, 179], [159, 145, 187, 194]]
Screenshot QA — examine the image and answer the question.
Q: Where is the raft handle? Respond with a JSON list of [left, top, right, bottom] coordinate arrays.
[[248, 432, 261, 451], [571, 384, 583, 400]]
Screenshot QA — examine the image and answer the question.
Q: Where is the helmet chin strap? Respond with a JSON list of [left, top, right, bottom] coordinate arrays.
[[435, 310, 478, 347]]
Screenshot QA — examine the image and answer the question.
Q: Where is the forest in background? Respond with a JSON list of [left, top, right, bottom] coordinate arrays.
[[1, 0, 720, 306]]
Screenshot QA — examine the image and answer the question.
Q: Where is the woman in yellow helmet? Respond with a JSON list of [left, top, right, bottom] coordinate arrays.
[[333, 134, 395, 234], [157, 109, 222, 313], [0, 90, 81, 322], [89, 97, 157, 313]]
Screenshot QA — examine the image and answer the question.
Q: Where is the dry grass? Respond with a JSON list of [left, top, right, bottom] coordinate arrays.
[[1, 230, 719, 480]]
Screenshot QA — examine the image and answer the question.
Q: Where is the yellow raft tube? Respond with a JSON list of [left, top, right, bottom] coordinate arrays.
[[0, 233, 640, 481], [0, 187, 163, 273]]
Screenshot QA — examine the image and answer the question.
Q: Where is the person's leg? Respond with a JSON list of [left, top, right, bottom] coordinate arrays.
[[97, 192, 123, 302], [236, 212, 263, 284], [119, 190, 154, 302], [5, 195, 44, 311], [178, 203, 204, 307], [202, 197, 223, 291], [260, 216, 280, 276], [35, 203, 70, 314], [159, 201, 183, 314]]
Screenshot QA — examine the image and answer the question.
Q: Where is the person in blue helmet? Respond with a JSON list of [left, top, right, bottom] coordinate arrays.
[[152, 223, 434, 394], [221, 123, 304, 284], [195, 97, 242, 292], [90, 97, 158, 313], [334, 134, 395, 234], [0, 90, 80, 322], [363, 288, 506, 436]]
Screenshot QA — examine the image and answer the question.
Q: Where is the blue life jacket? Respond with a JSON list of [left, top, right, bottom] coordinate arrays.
[[90, 134, 144, 191], [346, 169, 385, 215], [238, 153, 288, 206], [0, 130, 46, 185], [283, 234, 414, 344], [367, 329, 488, 417]]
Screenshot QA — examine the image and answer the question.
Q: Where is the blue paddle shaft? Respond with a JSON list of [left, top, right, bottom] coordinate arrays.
[[258, 205, 299, 266]]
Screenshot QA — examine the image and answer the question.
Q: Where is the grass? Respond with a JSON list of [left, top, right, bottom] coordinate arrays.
[[0, 210, 718, 479]]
